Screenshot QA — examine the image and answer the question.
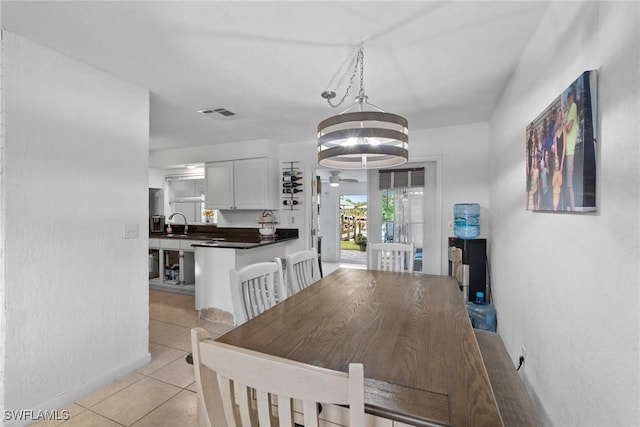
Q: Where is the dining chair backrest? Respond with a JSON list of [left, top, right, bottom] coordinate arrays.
[[368, 242, 415, 273], [230, 261, 285, 325], [191, 327, 365, 427], [273, 257, 287, 301], [285, 249, 320, 295]]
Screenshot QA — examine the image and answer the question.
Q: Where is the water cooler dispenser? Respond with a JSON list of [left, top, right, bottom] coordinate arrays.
[[448, 237, 487, 302]]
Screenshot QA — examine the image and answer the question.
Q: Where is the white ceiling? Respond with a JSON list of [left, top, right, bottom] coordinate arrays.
[[1, 1, 549, 153]]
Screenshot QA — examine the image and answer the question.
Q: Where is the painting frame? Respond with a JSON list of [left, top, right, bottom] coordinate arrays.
[[526, 70, 598, 213]]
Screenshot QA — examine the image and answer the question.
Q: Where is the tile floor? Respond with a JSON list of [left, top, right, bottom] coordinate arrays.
[[31, 262, 361, 427], [32, 290, 234, 427]]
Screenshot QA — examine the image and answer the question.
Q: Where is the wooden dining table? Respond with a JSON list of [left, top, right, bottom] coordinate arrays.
[[216, 268, 502, 426]]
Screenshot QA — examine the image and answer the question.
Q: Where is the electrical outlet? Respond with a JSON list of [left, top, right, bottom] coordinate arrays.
[[123, 224, 139, 239], [521, 345, 527, 358]]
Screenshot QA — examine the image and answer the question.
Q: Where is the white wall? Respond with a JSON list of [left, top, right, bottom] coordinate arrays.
[[0, 9, 6, 420], [2, 31, 150, 421], [409, 123, 491, 272], [488, 3, 639, 425]]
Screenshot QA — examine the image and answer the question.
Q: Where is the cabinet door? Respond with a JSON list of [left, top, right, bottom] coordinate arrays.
[[205, 161, 234, 209], [234, 158, 269, 209]]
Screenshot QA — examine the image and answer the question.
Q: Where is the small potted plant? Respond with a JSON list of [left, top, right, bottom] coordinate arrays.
[[203, 209, 214, 223], [355, 235, 367, 251]]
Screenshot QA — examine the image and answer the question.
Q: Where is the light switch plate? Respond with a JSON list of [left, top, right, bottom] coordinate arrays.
[[123, 224, 139, 239]]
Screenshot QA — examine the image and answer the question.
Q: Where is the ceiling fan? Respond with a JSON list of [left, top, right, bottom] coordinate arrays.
[[323, 170, 359, 187]]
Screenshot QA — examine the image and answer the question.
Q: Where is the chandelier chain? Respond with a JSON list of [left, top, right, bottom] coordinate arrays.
[[325, 47, 358, 97], [358, 47, 365, 99], [325, 46, 364, 109]]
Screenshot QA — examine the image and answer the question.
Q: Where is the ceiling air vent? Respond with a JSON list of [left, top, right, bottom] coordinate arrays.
[[197, 107, 238, 118]]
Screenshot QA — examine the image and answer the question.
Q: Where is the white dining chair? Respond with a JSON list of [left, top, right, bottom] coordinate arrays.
[[191, 327, 365, 427], [230, 261, 285, 325], [368, 242, 415, 273], [285, 249, 321, 295]]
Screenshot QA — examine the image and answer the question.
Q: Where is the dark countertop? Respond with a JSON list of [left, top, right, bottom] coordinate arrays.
[[190, 236, 297, 250], [149, 227, 298, 250]]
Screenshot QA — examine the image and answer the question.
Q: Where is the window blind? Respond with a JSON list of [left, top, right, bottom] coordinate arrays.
[[379, 167, 425, 189]]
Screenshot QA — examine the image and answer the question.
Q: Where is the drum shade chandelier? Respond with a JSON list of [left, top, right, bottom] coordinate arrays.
[[318, 46, 408, 169]]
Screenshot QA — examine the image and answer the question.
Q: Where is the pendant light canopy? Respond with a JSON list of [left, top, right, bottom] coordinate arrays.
[[317, 46, 408, 169]]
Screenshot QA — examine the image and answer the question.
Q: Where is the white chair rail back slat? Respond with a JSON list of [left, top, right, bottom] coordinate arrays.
[[191, 327, 365, 427], [368, 242, 415, 273], [273, 257, 288, 301], [285, 249, 320, 295], [230, 261, 284, 325]]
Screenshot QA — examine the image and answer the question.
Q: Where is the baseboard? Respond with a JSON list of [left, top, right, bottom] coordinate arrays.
[[5, 352, 151, 427]]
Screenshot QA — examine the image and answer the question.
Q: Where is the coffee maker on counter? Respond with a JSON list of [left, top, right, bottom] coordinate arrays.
[[149, 215, 165, 233], [448, 237, 487, 302]]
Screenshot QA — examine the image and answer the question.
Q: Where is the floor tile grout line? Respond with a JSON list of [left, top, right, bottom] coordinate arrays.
[[139, 372, 197, 393], [135, 354, 187, 377], [149, 316, 199, 328], [74, 374, 146, 410], [149, 319, 195, 328], [95, 405, 136, 427], [145, 360, 195, 387], [125, 387, 183, 427], [79, 378, 183, 427], [75, 407, 128, 426]]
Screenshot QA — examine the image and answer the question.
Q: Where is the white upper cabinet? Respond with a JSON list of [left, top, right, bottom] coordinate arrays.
[[205, 158, 278, 210], [205, 161, 234, 209]]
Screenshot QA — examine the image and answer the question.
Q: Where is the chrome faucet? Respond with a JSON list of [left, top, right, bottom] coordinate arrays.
[[168, 212, 188, 234]]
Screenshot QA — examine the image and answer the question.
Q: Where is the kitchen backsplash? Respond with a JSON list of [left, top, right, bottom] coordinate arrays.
[[217, 209, 303, 230]]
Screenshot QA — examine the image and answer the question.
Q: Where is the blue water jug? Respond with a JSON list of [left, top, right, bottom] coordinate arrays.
[[465, 292, 496, 332], [454, 203, 480, 239]]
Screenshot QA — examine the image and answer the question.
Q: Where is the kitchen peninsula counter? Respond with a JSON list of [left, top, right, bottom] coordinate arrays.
[[150, 225, 298, 247], [189, 235, 297, 250], [150, 232, 297, 250], [185, 228, 298, 323], [149, 227, 298, 319]]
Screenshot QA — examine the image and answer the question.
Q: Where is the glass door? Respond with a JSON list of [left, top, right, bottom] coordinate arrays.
[[381, 188, 424, 272]]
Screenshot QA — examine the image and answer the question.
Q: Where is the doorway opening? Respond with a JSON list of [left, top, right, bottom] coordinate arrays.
[[339, 194, 367, 264]]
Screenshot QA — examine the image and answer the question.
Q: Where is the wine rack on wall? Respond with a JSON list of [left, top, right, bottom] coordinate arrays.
[[282, 161, 302, 210]]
